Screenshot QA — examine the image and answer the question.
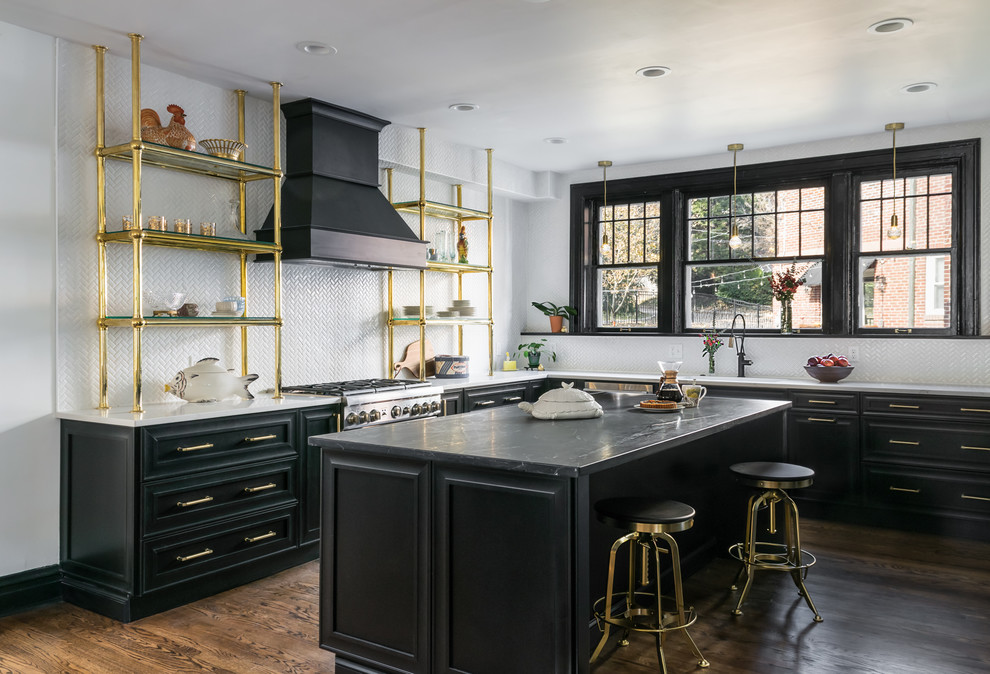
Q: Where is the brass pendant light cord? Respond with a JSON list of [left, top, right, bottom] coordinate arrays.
[[599, 160, 612, 255]]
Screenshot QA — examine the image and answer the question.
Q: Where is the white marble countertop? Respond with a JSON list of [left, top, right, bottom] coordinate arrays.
[[56, 393, 337, 427], [57, 368, 990, 427]]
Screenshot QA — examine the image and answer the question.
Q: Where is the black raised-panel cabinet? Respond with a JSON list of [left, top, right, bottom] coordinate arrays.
[[60, 405, 334, 622]]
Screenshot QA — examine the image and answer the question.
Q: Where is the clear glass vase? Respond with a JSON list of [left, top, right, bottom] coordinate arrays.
[[780, 299, 793, 334], [707, 353, 716, 374]]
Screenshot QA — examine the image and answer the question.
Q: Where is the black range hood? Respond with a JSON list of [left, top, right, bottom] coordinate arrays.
[[256, 98, 427, 269]]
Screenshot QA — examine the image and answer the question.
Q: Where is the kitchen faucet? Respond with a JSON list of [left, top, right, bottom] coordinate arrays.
[[728, 313, 753, 377]]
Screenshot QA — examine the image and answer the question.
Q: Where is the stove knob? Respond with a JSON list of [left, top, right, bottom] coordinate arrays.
[[430, 401, 441, 413], [391, 405, 402, 419], [411, 403, 422, 416], [345, 413, 359, 426], [403, 406, 410, 415], [358, 411, 369, 423], [369, 409, 381, 422]]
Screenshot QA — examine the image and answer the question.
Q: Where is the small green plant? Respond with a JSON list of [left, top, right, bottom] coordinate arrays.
[[515, 338, 557, 363], [531, 301, 577, 318]]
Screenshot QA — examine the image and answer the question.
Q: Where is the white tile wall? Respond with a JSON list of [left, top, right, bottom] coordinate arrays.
[[515, 122, 990, 387]]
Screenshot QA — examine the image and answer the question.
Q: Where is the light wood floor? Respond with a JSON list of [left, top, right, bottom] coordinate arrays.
[[1, 519, 989, 673]]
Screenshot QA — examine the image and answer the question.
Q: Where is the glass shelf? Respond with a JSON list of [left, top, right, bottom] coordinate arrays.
[[425, 261, 491, 273], [393, 199, 490, 222], [390, 317, 492, 327], [99, 229, 280, 254], [100, 141, 280, 182], [101, 316, 280, 328]]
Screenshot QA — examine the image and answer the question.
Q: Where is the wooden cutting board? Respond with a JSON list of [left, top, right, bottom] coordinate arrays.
[[394, 339, 435, 377]]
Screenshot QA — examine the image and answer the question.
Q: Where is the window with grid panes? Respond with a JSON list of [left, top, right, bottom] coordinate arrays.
[[685, 184, 825, 331], [568, 138, 978, 336], [856, 172, 954, 331], [596, 200, 662, 328]]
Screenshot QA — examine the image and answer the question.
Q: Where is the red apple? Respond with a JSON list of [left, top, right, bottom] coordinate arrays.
[[820, 358, 835, 366]]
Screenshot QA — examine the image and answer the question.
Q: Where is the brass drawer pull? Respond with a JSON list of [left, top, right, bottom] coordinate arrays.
[[960, 408, 990, 413], [961, 494, 990, 503], [476, 400, 496, 407], [808, 417, 835, 423], [888, 404, 920, 410], [243, 482, 277, 494], [176, 442, 214, 453], [244, 434, 277, 443], [889, 486, 921, 494], [889, 440, 920, 446], [176, 548, 213, 562], [177, 495, 214, 508], [244, 530, 277, 544], [962, 445, 990, 452], [807, 399, 836, 405], [503, 396, 523, 403]]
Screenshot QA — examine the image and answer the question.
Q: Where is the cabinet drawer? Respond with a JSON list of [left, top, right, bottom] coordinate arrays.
[[863, 419, 990, 471], [143, 507, 296, 592], [143, 412, 296, 479], [464, 385, 529, 412], [864, 465, 990, 517], [790, 391, 858, 412], [863, 395, 990, 421], [143, 460, 297, 535]]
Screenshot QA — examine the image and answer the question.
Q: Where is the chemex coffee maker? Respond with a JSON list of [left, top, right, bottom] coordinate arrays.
[[656, 361, 683, 403]]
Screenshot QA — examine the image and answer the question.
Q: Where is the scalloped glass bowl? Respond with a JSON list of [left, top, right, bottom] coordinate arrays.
[[804, 365, 854, 383]]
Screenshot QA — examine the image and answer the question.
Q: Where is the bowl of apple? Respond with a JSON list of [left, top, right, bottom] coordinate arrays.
[[804, 354, 854, 383]]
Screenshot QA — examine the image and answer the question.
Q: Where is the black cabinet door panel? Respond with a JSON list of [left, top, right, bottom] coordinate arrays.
[[434, 466, 572, 674]]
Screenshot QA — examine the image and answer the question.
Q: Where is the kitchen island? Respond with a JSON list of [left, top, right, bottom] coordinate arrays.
[[312, 391, 790, 674]]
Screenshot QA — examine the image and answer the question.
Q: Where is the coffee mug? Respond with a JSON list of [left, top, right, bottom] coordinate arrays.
[[682, 384, 707, 407]]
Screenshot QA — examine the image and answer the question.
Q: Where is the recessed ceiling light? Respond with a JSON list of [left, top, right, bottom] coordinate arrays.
[[867, 18, 914, 34], [901, 81, 937, 94], [635, 65, 671, 79], [296, 41, 337, 55], [544, 137, 568, 144], [449, 103, 479, 112]]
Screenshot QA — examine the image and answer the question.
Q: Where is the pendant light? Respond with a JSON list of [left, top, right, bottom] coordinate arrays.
[[728, 143, 744, 249], [885, 122, 904, 240], [599, 160, 613, 257]]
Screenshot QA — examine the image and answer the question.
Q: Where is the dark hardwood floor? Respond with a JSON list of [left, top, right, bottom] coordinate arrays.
[[1, 519, 988, 673]]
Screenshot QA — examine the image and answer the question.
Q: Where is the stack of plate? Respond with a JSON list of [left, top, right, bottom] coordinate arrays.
[[436, 310, 456, 318], [450, 299, 476, 316], [400, 305, 432, 317]]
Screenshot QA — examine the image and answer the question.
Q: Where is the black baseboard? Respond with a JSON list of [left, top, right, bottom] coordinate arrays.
[[0, 565, 62, 618]]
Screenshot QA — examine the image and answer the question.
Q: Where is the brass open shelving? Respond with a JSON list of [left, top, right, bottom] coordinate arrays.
[[94, 33, 284, 412], [386, 128, 494, 379]]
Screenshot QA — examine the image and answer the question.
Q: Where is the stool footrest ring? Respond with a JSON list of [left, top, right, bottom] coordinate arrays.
[[728, 541, 817, 572], [593, 591, 698, 635]]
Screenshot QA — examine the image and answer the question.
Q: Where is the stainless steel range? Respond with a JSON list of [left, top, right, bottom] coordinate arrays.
[[282, 379, 443, 430]]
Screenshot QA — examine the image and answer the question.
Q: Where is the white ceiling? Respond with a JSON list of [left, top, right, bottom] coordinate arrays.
[[2, 0, 988, 173]]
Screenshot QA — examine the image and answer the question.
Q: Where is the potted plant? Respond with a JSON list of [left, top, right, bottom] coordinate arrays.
[[531, 301, 577, 333], [516, 339, 556, 369]]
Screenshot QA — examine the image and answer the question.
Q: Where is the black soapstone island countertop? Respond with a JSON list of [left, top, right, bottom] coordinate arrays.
[[309, 391, 791, 476]]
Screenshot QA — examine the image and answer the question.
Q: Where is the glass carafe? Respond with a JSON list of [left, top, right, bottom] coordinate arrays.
[[656, 360, 683, 403]]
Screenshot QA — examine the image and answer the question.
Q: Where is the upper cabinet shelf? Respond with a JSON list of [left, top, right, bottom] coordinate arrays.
[[98, 229, 279, 255], [99, 141, 281, 182], [392, 199, 491, 222]]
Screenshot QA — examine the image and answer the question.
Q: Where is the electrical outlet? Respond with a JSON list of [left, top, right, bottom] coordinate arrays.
[[848, 346, 860, 361], [668, 344, 683, 359]]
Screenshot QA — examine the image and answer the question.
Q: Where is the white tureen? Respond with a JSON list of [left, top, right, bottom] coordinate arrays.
[[518, 382, 603, 420]]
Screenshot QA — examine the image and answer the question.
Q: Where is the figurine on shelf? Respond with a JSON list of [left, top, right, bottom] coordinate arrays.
[[457, 225, 469, 264], [140, 104, 197, 151]]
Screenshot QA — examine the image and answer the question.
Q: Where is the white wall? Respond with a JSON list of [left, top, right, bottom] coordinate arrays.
[[0, 22, 59, 575], [515, 121, 990, 385]]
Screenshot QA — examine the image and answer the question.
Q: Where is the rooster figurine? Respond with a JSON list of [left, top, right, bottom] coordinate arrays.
[[140, 104, 197, 151]]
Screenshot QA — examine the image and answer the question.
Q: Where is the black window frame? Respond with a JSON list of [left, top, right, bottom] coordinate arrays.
[[568, 138, 979, 336]]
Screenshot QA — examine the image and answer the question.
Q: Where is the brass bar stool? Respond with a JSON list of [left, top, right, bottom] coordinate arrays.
[[727, 461, 823, 622], [591, 497, 710, 673]]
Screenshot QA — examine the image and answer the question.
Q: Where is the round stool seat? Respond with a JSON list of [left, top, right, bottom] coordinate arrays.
[[730, 461, 814, 490], [595, 497, 695, 534]]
